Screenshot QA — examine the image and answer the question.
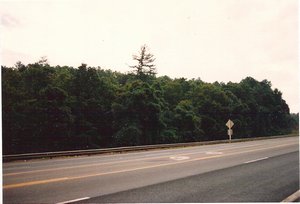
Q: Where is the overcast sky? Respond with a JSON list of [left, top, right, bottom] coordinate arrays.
[[0, 0, 299, 113]]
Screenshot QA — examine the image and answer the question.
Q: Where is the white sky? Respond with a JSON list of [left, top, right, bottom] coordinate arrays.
[[0, 0, 299, 113]]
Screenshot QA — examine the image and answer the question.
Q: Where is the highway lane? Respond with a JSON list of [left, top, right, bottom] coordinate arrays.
[[3, 136, 299, 203], [79, 151, 299, 203]]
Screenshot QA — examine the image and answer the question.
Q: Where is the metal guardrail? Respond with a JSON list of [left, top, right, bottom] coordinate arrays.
[[3, 134, 298, 162]]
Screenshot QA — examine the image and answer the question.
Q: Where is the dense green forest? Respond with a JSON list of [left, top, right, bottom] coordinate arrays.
[[2, 47, 298, 154]]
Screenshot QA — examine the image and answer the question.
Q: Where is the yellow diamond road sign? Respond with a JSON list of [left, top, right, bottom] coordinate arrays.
[[226, 119, 234, 129]]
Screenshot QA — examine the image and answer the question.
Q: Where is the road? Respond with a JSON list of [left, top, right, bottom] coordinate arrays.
[[3, 136, 299, 203]]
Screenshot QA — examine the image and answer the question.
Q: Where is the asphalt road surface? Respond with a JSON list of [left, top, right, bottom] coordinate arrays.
[[3, 136, 299, 203]]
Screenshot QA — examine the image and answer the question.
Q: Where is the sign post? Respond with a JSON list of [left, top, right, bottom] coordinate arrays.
[[226, 119, 234, 141]]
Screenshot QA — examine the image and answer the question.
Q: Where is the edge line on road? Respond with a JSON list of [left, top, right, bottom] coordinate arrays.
[[281, 190, 300, 202], [3, 177, 69, 189]]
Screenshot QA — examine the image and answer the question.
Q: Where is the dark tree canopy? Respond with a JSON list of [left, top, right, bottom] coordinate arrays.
[[2, 57, 297, 154]]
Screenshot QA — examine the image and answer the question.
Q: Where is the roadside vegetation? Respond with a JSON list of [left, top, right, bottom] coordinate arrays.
[[2, 46, 298, 154]]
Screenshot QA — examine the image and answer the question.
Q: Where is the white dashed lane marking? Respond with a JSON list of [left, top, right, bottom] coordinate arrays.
[[169, 156, 190, 161], [56, 197, 90, 204], [244, 157, 269, 164], [205, 152, 223, 155]]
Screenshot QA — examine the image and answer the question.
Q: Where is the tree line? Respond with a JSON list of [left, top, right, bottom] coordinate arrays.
[[2, 46, 298, 154]]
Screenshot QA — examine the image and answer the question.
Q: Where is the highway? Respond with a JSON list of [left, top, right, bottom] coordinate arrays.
[[3, 136, 299, 203]]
